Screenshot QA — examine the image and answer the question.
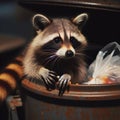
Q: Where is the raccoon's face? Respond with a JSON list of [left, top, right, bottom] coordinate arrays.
[[32, 13, 88, 59], [31, 13, 88, 68]]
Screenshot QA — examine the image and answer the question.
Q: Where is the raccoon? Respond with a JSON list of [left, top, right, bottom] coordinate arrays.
[[23, 13, 88, 96], [0, 13, 88, 101]]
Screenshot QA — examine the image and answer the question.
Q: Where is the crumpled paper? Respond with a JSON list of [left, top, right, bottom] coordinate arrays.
[[84, 42, 120, 84]]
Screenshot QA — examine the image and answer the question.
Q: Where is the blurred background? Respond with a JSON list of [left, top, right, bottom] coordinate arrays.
[[0, 0, 33, 41], [0, 0, 34, 71], [0, 1, 33, 119]]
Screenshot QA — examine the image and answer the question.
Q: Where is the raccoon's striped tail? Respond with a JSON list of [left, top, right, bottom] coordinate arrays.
[[0, 56, 23, 102]]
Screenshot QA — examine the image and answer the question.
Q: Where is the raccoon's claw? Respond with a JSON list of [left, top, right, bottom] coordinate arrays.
[[57, 74, 71, 96], [42, 71, 58, 90]]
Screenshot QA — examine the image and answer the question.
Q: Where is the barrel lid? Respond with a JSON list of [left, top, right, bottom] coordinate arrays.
[[22, 79, 120, 101]]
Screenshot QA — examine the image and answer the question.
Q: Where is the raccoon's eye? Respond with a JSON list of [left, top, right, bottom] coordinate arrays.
[[54, 37, 62, 44], [70, 37, 81, 49]]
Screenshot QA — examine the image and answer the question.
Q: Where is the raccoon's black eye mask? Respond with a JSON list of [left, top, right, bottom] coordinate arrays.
[[41, 37, 62, 51], [41, 36, 81, 51], [54, 37, 62, 44], [70, 37, 81, 49]]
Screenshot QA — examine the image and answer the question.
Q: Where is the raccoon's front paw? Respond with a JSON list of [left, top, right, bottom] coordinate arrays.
[[57, 74, 71, 96], [39, 67, 58, 90]]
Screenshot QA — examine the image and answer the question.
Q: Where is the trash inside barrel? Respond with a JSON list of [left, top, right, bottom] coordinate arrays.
[[22, 80, 120, 120]]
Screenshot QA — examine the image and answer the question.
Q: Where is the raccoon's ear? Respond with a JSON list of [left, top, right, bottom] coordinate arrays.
[[32, 14, 51, 32], [72, 13, 88, 30]]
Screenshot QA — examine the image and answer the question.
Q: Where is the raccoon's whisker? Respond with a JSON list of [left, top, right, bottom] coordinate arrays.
[[42, 51, 56, 58], [75, 52, 82, 55], [50, 56, 60, 69], [55, 56, 61, 65], [44, 57, 55, 65], [44, 54, 57, 65], [43, 49, 57, 53], [44, 54, 56, 61], [43, 51, 54, 54], [55, 57, 62, 72], [49, 55, 57, 59], [55, 57, 61, 71], [75, 53, 84, 56]]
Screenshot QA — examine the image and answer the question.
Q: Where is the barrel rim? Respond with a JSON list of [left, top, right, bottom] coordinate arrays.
[[22, 79, 120, 101]]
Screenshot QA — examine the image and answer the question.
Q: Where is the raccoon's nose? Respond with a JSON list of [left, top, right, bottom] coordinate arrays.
[[65, 50, 74, 57]]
